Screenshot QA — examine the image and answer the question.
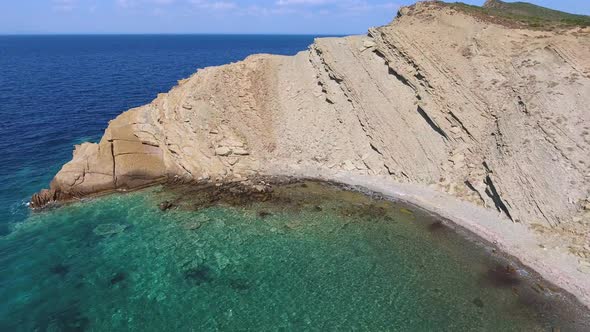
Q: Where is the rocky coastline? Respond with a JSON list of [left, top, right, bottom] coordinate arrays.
[[31, 1, 590, 309]]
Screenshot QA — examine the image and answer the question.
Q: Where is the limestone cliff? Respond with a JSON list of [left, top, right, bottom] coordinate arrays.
[[32, 2, 590, 231]]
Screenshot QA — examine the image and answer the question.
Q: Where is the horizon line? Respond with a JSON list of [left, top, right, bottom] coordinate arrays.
[[0, 32, 354, 37]]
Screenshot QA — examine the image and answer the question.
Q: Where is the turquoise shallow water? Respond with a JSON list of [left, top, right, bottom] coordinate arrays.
[[0, 181, 587, 331]]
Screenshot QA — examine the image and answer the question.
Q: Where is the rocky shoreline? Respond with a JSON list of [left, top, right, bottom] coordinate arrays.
[[318, 171, 590, 311], [32, 170, 590, 313], [31, 0, 590, 313]]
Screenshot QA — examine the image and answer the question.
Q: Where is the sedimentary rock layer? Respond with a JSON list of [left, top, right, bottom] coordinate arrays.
[[33, 2, 590, 233]]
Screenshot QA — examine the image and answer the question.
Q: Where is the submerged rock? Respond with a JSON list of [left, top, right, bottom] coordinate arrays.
[[257, 211, 272, 219], [93, 223, 127, 236], [285, 220, 303, 230], [486, 265, 521, 287], [184, 265, 214, 285], [159, 201, 175, 211], [472, 297, 484, 308], [41, 302, 90, 332], [0, 223, 11, 237], [428, 220, 446, 232], [229, 278, 251, 292], [49, 263, 70, 277], [164, 181, 282, 212], [110, 272, 127, 286], [182, 214, 210, 230], [399, 208, 414, 216], [182, 220, 203, 230]]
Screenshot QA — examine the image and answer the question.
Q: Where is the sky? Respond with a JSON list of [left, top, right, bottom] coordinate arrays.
[[0, 0, 588, 35]]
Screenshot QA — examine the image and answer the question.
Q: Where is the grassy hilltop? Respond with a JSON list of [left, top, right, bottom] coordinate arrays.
[[447, 0, 590, 29]]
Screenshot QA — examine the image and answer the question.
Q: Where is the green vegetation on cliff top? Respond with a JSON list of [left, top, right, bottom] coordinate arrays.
[[448, 0, 590, 29]]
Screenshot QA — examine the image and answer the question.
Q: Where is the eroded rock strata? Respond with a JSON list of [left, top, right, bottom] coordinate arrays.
[[33, 2, 590, 230]]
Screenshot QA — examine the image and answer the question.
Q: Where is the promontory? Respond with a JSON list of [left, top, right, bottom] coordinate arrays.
[[32, 0, 590, 308]]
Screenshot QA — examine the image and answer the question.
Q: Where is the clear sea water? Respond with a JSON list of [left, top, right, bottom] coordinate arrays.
[[0, 35, 588, 331]]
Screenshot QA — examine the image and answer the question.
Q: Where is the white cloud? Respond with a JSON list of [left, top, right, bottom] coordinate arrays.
[[117, 0, 237, 11], [274, 0, 399, 14], [276, 0, 335, 5], [112, 0, 398, 19], [344, 1, 399, 12], [116, 0, 133, 8], [240, 4, 297, 16], [53, 0, 77, 11], [190, 0, 238, 10], [220, 0, 400, 18], [116, 0, 176, 8], [152, 0, 176, 5]]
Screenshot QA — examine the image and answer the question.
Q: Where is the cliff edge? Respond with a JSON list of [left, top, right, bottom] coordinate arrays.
[[32, 1, 590, 264]]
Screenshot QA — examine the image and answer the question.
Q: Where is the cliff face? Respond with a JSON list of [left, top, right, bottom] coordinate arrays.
[[32, 2, 590, 229]]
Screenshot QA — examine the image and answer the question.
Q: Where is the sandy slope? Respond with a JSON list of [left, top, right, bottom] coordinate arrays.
[[32, 1, 590, 307]]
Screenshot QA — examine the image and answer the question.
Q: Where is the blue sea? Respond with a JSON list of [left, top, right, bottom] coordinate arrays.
[[0, 34, 320, 228], [0, 35, 588, 331]]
